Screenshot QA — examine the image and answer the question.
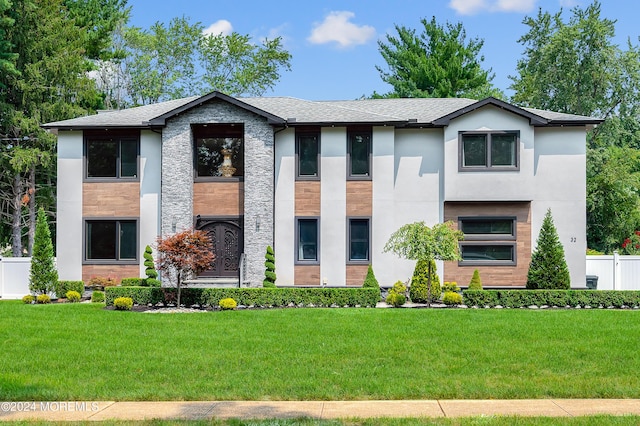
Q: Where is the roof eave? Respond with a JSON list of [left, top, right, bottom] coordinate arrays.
[[432, 97, 549, 126]]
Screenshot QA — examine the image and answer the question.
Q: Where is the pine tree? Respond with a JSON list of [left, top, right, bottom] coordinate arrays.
[[410, 259, 441, 303], [263, 245, 276, 287], [527, 209, 571, 289], [362, 264, 379, 289], [468, 269, 483, 290], [29, 207, 58, 295]]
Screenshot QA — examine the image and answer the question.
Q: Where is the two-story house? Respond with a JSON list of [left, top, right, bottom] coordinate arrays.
[[44, 92, 600, 288]]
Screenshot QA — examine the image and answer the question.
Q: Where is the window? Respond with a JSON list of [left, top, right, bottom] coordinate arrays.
[[85, 219, 137, 262], [460, 131, 518, 170], [85, 133, 139, 179], [348, 218, 370, 262], [459, 217, 516, 265], [296, 129, 320, 179], [193, 124, 244, 179], [348, 128, 371, 179], [296, 218, 319, 263]]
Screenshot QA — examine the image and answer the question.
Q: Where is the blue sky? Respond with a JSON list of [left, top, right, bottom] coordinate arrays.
[[125, 0, 639, 101]]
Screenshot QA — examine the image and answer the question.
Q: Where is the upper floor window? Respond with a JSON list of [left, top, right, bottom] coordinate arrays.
[[296, 129, 320, 180], [459, 131, 519, 171], [85, 219, 137, 262], [193, 124, 244, 180], [348, 128, 371, 179], [85, 131, 139, 180]]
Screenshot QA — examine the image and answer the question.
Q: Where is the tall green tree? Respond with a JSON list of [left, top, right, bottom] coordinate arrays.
[[375, 16, 500, 99], [527, 209, 571, 289], [0, 0, 17, 83], [29, 207, 58, 295]]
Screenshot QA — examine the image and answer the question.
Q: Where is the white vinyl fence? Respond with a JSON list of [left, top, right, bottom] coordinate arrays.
[[586, 253, 640, 290], [0, 257, 32, 299]]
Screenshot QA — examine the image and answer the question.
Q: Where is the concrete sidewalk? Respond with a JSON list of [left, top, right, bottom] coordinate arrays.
[[1, 399, 640, 421]]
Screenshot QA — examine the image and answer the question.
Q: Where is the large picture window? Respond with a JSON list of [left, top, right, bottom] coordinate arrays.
[[460, 131, 518, 170], [296, 218, 319, 263], [296, 129, 320, 179], [193, 124, 244, 179], [459, 216, 516, 265], [348, 128, 371, 179], [85, 219, 137, 262], [85, 132, 139, 179], [348, 218, 370, 262]]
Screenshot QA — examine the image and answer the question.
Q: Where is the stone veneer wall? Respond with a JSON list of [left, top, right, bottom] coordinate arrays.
[[161, 98, 274, 287]]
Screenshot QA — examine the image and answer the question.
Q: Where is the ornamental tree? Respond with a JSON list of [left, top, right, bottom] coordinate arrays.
[[29, 207, 58, 295], [383, 221, 463, 306], [263, 245, 276, 287], [526, 209, 571, 289], [156, 229, 214, 306]]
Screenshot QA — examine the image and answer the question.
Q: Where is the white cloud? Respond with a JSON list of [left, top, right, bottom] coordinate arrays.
[[203, 19, 233, 36], [308, 11, 376, 48], [449, 0, 538, 15]]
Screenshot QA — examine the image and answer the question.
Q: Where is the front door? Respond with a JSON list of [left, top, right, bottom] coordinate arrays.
[[196, 218, 242, 278]]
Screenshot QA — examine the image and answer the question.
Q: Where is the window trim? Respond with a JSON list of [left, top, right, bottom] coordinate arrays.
[[83, 130, 140, 182], [347, 127, 372, 180], [295, 127, 321, 181], [458, 242, 517, 266], [83, 217, 139, 265], [458, 130, 520, 172], [458, 216, 517, 241], [192, 123, 245, 182], [295, 216, 320, 265], [346, 217, 371, 264]]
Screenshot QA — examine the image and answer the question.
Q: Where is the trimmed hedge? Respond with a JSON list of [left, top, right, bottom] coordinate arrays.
[[105, 286, 381, 308], [54, 280, 84, 299], [463, 290, 640, 308]]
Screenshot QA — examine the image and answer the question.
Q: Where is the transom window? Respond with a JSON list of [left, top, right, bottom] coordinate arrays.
[[348, 128, 371, 179], [348, 218, 370, 262], [459, 216, 516, 265], [193, 124, 244, 179], [85, 132, 139, 179], [85, 219, 137, 262], [297, 218, 319, 263], [460, 131, 518, 170], [296, 129, 320, 179]]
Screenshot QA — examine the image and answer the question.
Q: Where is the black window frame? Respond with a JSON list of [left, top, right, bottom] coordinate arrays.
[[295, 217, 320, 264], [347, 217, 371, 264], [458, 216, 517, 266], [295, 127, 321, 180], [193, 123, 244, 182], [347, 127, 372, 180], [83, 130, 140, 182], [83, 218, 139, 264], [458, 242, 517, 266], [459, 130, 519, 172]]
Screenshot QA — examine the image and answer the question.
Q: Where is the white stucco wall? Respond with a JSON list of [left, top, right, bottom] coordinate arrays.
[[139, 130, 162, 277], [274, 128, 296, 285], [56, 131, 84, 281]]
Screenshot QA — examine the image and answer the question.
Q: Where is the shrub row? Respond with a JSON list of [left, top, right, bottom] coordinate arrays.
[[105, 287, 381, 308], [54, 280, 84, 299], [463, 290, 640, 308], [120, 277, 161, 287]]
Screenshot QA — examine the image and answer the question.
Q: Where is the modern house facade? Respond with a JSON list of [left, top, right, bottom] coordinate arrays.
[[44, 93, 600, 288]]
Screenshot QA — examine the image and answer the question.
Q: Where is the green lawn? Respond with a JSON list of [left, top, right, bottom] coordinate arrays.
[[1, 301, 639, 401]]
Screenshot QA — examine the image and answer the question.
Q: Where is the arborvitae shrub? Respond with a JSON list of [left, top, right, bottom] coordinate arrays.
[[362, 264, 380, 289], [29, 208, 58, 295], [443, 291, 463, 306], [263, 246, 276, 288], [468, 269, 483, 290], [385, 281, 407, 307], [113, 297, 133, 311], [410, 259, 441, 303], [143, 245, 158, 280], [527, 209, 571, 289]]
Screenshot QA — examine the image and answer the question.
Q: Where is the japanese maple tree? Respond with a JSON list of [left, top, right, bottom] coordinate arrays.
[[156, 228, 214, 306]]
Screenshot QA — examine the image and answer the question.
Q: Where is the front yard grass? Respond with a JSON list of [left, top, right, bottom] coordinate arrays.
[[1, 301, 639, 401]]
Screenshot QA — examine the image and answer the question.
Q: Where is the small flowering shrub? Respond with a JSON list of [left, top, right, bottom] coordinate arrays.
[[22, 295, 35, 304], [91, 291, 105, 303], [443, 291, 463, 306], [113, 297, 133, 311], [621, 231, 640, 255], [36, 294, 51, 304], [66, 290, 81, 303], [219, 297, 238, 310]]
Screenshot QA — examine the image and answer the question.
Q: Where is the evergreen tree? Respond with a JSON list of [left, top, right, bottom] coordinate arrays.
[[468, 269, 483, 290], [143, 245, 157, 279], [29, 207, 58, 295], [410, 259, 441, 303], [527, 209, 571, 289], [362, 264, 379, 289], [263, 245, 276, 287]]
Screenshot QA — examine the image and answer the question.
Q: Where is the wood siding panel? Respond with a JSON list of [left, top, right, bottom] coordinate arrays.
[[444, 202, 532, 287], [346, 181, 372, 216], [193, 182, 244, 216], [83, 182, 140, 217], [294, 265, 320, 285], [295, 181, 320, 216], [82, 264, 139, 284], [346, 265, 368, 286]]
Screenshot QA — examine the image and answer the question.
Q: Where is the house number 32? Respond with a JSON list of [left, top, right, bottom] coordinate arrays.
[[570, 237, 577, 243]]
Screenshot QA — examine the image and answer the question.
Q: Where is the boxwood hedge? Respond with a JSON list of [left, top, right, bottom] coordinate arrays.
[[463, 290, 640, 308]]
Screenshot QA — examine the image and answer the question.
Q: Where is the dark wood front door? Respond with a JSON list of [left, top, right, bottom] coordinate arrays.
[[196, 218, 242, 278]]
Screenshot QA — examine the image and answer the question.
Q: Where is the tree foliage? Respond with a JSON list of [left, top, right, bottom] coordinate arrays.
[[526, 209, 571, 290], [410, 259, 441, 303], [155, 229, 214, 307], [375, 16, 500, 99], [29, 207, 57, 295]]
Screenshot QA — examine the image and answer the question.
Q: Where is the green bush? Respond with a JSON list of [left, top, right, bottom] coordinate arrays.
[[113, 297, 133, 311], [91, 291, 105, 303], [468, 269, 483, 290], [410, 259, 441, 303], [463, 290, 499, 307], [462, 290, 640, 308], [527, 209, 570, 289], [36, 294, 51, 304], [121, 278, 145, 286], [66, 290, 81, 303], [263, 245, 276, 287], [54, 280, 85, 299], [219, 298, 238, 310], [362, 264, 380, 289], [385, 281, 407, 307], [145, 278, 161, 287], [442, 281, 460, 293], [443, 291, 462, 306], [22, 295, 35, 304], [143, 245, 158, 280]]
